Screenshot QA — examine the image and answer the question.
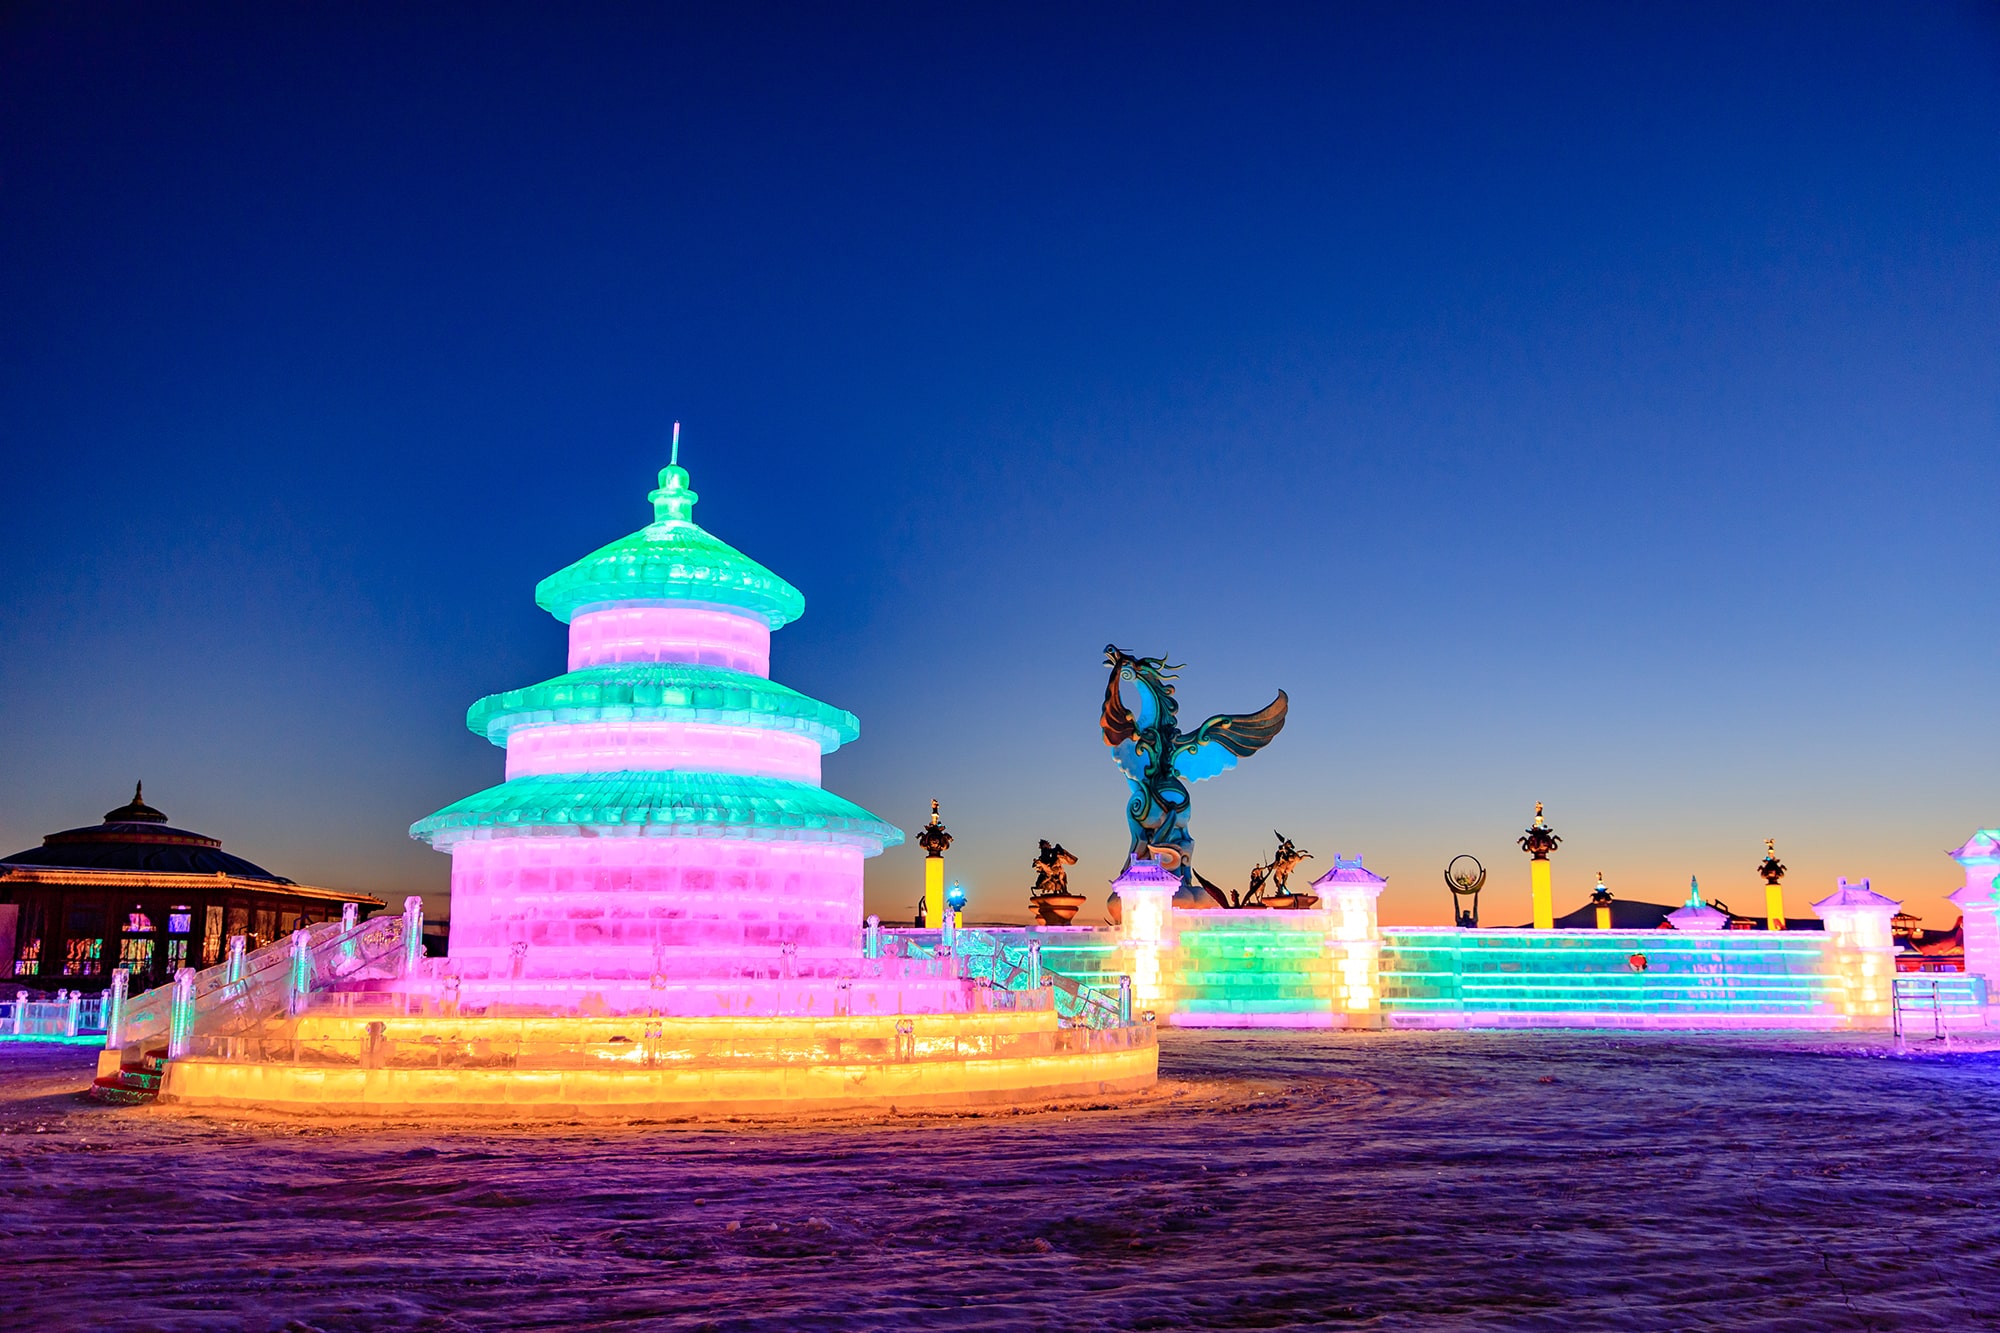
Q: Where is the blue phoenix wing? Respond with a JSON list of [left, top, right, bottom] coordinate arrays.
[[1171, 690, 1288, 784]]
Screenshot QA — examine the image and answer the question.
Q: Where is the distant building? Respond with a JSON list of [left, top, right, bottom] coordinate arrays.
[[0, 786, 383, 992], [1892, 909, 1964, 973], [1541, 898, 1823, 930]]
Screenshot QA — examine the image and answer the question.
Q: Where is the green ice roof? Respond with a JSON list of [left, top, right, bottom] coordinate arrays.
[[466, 662, 859, 751], [534, 464, 807, 628], [410, 771, 903, 853]]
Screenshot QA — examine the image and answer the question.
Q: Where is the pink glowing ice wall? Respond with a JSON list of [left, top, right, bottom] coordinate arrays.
[[411, 456, 902, 988]]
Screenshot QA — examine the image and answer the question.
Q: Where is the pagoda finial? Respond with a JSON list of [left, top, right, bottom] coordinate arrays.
[[648, 426, 699, 526], [134, 780, 143, 804], [1686, 875, 1704, 908]]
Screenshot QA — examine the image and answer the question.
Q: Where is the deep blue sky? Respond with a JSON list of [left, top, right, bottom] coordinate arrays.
[[3, 3, 1996, 930]]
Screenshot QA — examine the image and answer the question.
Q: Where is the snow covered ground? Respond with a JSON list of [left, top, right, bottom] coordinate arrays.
[[3, 1030, 1997, 1330]]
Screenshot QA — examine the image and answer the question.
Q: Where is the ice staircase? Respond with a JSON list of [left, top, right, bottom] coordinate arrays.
[[88, 909, 416, 1105], [90, 1050, 167, 1105]]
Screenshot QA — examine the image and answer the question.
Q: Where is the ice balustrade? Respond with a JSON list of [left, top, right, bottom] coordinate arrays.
[[115, 911, 415, 1063], [168, 987, 1155, 1072], [883, 928, 1130, 1029], [1, 988, 111, 1038]]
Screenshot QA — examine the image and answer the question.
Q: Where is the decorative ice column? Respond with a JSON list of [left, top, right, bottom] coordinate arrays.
[[1114, 855, 1181, 1009], [1666, 877, 1729, 932], [1309, 854, 1386, 1023], [1947, 831, 2000, 986], [1813, 877, 1899, 1026], [411, 447, 902, 995]]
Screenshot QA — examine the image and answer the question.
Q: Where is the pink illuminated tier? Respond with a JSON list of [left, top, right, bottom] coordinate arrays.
[[503, 722, 821, 782], [568, 603, 771, 676], [445, 837, 863, 981]]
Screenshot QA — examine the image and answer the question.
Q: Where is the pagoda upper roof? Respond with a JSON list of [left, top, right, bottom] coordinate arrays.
[[534, 464, 806, 629]]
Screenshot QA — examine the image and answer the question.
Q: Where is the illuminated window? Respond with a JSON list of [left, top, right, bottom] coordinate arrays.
[[65, 938, 104, 976], [166, 939, 188, 971], [167, 908, 192, 934], [254, 909, 276, 946], [14, 939, 40, 977], [203, 906, 224, 967], [125, 909, 154, 933], [119, 938, 154, 977]]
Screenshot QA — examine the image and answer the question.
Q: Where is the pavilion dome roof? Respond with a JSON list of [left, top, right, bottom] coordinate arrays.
[[534, 463, 806, 629], [0, 784, 292, 883]]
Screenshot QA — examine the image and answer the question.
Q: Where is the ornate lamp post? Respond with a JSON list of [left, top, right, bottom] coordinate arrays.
[[1759, 839, 1788, 931], [915, 800, 953, 929], [1519, 802, 1561, 930]]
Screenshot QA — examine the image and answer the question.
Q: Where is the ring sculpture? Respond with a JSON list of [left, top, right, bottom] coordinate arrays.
[[1099, 645, 1287, 908]]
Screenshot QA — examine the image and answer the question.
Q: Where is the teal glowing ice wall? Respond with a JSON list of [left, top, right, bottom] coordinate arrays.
[[411, 459, 902, 988]]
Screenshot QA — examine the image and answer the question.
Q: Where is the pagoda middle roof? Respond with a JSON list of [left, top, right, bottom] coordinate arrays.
[[466, 662, 859, 751]]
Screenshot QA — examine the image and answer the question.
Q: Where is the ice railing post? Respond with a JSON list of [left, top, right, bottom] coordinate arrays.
[[103, 968, 129, 1049], [226, 936, 247, 984], [287, 929, 314, 1017], [10, 989, 24, 1036], [168, 968, 196, 1058], [402, 896, 425, 975], [864, 915, 881, 960], [1118, 975, 1134, 1025], [1027, 940, 1042, 990], [64, 989, 81, 1037]]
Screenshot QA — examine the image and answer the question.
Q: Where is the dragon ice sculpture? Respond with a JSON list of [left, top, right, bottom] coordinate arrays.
[[1099, 645, 1288, 907]]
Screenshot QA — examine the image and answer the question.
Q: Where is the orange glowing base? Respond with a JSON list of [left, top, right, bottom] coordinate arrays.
[[135, 1008, 1157, 1118]]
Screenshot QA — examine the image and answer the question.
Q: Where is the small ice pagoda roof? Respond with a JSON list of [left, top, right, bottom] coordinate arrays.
[[534, 464, 807, 629], [1309, 854, 1385, 891], [1812, 877, 1900, 912]]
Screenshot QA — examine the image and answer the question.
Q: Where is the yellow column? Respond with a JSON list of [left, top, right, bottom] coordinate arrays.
[[915, 799, 952, 929], [1519, 802, 1561, 930], [925, 858, 945, 930], [1532, 860, 1554, 931], [1760, 841, 1787, 930]]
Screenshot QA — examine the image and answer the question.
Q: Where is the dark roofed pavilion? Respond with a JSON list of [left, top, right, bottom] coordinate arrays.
[[1, 785, 384, 992]]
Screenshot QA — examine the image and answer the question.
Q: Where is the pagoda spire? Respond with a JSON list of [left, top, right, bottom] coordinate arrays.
[[649, 422, 699, 525]]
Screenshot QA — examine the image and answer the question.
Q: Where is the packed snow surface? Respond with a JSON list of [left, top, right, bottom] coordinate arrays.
[[4, 1030, 1998, 1330]]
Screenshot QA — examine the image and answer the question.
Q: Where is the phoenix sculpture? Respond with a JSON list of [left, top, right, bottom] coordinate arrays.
[[1099, 645, 1288, 907]]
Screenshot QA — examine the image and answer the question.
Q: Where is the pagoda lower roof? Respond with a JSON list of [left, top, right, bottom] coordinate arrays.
[[409, 771, 903, 852], [466, 662, 858, 751]]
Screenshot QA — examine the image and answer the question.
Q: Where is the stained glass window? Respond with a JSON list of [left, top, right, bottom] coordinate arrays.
[[125, 910, 153, 933], [168, 908, 192, 934], [65, 938, 103, 976], [118, 937, 153, 978], [14, 939, 40, 977]]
